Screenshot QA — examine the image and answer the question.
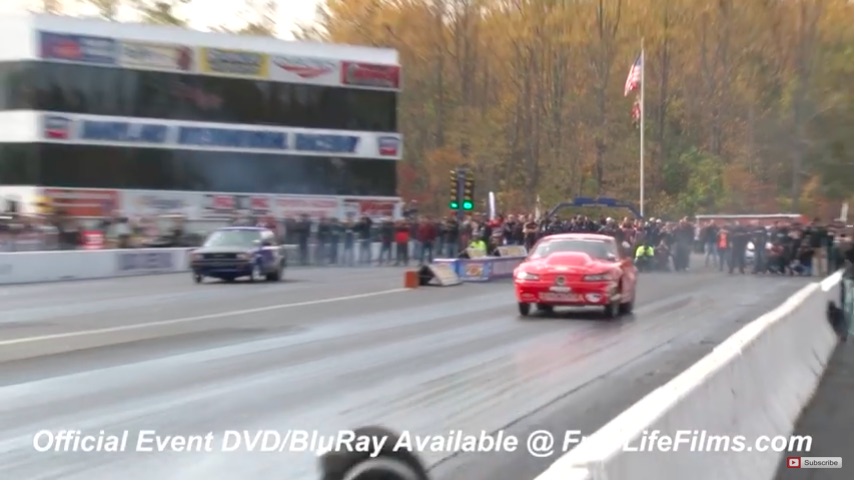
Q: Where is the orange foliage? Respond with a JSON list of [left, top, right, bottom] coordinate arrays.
[[397, 163, 433, 204], [424, 147, 464, 189], [298, 0, 852, 216]]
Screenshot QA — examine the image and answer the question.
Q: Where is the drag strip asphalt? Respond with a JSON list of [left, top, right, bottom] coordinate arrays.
[[0, 264, 812, 479]]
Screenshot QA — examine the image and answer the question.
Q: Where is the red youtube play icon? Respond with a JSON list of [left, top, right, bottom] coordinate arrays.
[[787, 457, 801, 468]]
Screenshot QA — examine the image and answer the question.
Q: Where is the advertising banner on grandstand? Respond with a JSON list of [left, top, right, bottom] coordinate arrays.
[[78, 119, 170, 144], [375, 135, 401, 158], [42, 115, 74, 140], [35, 113, 401, 159], [275, 196, 340, 220], [201, 193, 239, 219], [124, 191, 192, 217], [342, 201, 358, 220], [241, 195, 273, 215], [341, 62, 401, 90], [200, 194, 273, 219], [176, 126, 288, 150], [344, 199, 399, 220], [199, 48, 269, 78], [270, 55, 340, 86], [41, 189, 120, 218], [294, 133, 359, 154], [119, 41, 193, 72], [39, 114, 172, 145], [39, 31, 117, 65]]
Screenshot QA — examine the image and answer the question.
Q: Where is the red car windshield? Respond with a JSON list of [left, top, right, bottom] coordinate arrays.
[[529, 239, 614, 260]]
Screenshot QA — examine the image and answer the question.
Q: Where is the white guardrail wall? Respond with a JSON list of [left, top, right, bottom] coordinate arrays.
[[0, 248, 193, 284], [0, 244, 391, 284], [537, 270, 844, 480]]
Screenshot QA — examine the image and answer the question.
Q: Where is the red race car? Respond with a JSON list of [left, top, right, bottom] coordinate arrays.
[[513, 233, 637, 318]]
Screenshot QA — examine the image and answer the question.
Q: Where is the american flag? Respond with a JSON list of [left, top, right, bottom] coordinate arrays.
[[624, 54, 642, 97], [631, 98, 641, 125]]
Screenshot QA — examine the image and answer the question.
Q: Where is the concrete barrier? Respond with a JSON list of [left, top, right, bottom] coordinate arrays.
[[537, 271, 843, 480], [0, 248, 192, 284], [0, 242, 390, 285]]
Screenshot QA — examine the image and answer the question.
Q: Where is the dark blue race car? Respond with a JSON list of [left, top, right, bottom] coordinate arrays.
[[189, 226, 286, 283]]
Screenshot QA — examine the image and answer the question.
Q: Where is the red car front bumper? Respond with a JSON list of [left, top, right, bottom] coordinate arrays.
[[515, 280, 617, 306]]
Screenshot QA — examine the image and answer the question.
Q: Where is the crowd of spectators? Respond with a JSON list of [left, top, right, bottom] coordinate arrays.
[[1, 208, 851, 281]]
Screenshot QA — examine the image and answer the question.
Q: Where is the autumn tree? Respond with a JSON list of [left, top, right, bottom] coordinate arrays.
[[297, 0, 852, 217], [36, 0, 65, 14], [85, 0, 121, 20], [132, 0, 188, 26], [235, 0, 278, 36]]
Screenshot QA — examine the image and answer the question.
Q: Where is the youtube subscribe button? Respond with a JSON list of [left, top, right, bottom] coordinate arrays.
[[787, 457, 842, 469]]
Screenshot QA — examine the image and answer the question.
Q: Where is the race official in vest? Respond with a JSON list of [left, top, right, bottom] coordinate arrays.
[[460, 238, 486, 259], [469, 238, 486, 252], [635, 243, 654, 271]]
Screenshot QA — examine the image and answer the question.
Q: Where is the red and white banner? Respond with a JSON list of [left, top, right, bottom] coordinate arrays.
[[200, 193, 274, 219], [270, 55, 340, 86], [34, 188, 403, 223], [124, 191, 192, 216], [201, 193, 238, 219], [344, 199, 399, 220], [42, 189, 120, 218], [247, 195, 271, 214], [341, 62, 401, 90], [81, 230, 105, 250], [275, 196, 340, 220]]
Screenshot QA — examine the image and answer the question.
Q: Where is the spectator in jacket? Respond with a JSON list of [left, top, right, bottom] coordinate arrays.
[[792, 240, 815, 276], [354, 216, 373, 265], [378, 218, 394, 265], [523, 215, 538, 250], [342, 215, 356, 266], [442, 217, 459, 258], [394, 219, 410, 266], [716, 227, 730, 272], [728, 225, 749, 274], [702, 221, 719, 268], [807, 218, 829, 276], [417, 216, 437, 264], [295, 214, 311, 265], [673, 218, 694, 271]]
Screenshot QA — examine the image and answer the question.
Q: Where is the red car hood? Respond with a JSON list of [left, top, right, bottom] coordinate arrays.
[[518, 252, 616, 275]]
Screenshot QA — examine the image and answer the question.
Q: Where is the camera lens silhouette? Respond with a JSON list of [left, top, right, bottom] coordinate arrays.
[[318, 426, 429, 480]]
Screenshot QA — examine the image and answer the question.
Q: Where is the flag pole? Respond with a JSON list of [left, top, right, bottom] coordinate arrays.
[[639, 37, 645, 219]]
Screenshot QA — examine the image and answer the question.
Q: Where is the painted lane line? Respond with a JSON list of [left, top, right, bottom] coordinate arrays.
[[0, 288, 410, 346]]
